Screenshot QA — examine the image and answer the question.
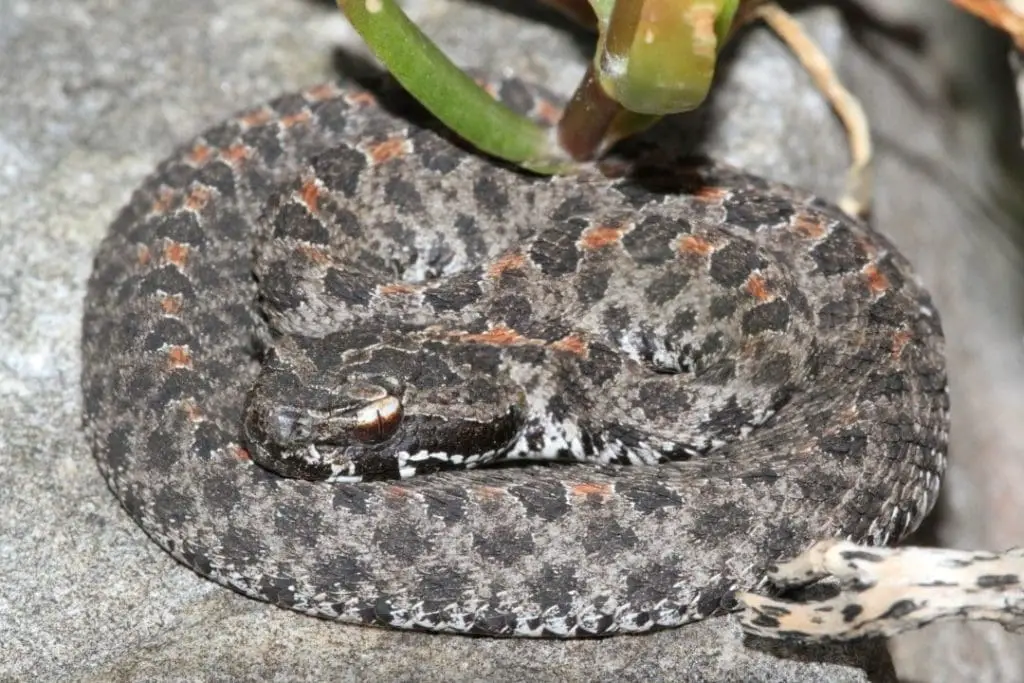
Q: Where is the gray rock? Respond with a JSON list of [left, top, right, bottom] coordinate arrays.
[[0, 0, 1017, 680]]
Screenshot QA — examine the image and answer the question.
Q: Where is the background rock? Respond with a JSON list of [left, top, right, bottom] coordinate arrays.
[[1, 0, 1020, 680]]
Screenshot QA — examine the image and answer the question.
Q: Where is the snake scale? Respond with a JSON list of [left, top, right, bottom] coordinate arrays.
[[81, 76, 949, 638]]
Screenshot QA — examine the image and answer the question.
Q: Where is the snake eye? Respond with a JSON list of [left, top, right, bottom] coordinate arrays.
[[353, 396, 402, 443]]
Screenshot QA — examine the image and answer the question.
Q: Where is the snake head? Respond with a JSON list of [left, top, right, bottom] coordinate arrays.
[[242, 334, 528, 482]]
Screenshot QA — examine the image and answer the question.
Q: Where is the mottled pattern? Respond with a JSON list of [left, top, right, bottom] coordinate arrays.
[[81, 78, 949, 637], [739, 540, 1024, 640]]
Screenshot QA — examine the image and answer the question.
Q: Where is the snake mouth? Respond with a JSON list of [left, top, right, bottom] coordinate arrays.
[[242, 383, 530, 482], [311, 402, 530, 482]]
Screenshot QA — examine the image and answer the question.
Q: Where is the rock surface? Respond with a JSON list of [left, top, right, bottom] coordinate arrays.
[[1, 0, 1019, 680]]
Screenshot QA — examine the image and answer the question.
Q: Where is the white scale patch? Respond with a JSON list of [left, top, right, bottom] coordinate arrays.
[[504, 414, 586, 462]]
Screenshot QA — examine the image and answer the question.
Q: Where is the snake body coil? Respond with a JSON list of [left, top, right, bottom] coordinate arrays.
[[81, 79, 948, 637]]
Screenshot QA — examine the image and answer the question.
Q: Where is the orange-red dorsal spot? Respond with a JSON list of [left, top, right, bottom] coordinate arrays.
[[792, 211, 827, 239], [220, 144, 250, 166], [678, 234, 714, 256], [384, 485, 418, 502], [151, 187, 176, 214], [460, 324, 527, 346], [280, 110, 311, 129], [486, 252, 527, 279], [166, 345, 192, 369], [298, 178, 322, 214], [579, 224, 625, 250], [187, 144, 212, 165], [746, 273, 771, 302], [891, 330, 913, 359], [367, 137, 411, 165], [185, 186, 212, 212], [569, 482, 614, 500], [863, 263, 890, 295], [163, 241, 190, 269], [240, 108, 273, 129], [378, 282, 419, 296], [159, 294, 183, 315], [551, 334, 589, 358]]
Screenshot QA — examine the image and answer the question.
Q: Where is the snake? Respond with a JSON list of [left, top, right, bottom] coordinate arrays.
[[80, 75, 949, 638]]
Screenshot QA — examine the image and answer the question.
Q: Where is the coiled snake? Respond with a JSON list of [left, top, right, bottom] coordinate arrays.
[[81, 77, 949, 637]]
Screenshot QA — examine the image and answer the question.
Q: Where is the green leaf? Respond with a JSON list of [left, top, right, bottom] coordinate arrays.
[[337, 0, 571, 173]]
